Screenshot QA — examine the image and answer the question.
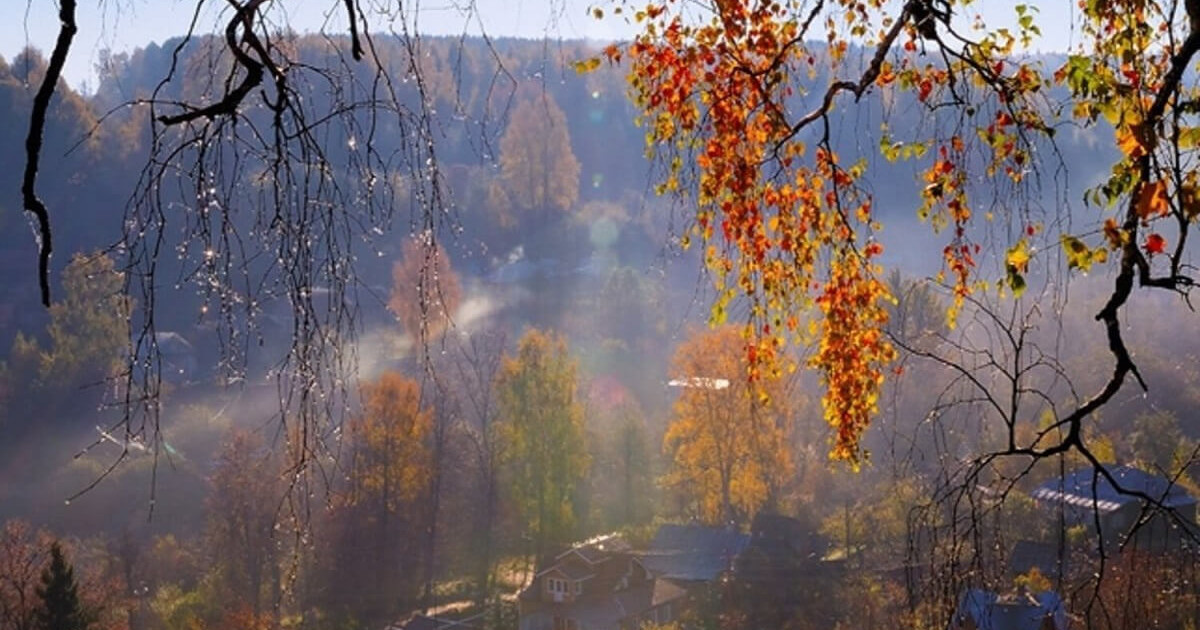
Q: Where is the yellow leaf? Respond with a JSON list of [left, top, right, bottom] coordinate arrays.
[[1061, 234, 1094, 271], [1005, 239, 1031, 273], [572, 57, 602, 74], [1180, 127, 1200, 150], [1184, 172, 1200, 220], [1004, 239, 1030, 297]]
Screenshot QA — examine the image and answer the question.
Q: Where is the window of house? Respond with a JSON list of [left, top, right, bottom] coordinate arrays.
[[574, 580, 582, 595]]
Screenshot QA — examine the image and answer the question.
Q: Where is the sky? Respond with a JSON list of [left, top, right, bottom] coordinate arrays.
[[5, 0, 629, 91], [4, 0, 1074, 93]]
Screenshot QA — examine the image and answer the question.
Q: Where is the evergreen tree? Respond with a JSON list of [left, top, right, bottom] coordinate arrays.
[[35, 542, 91, 630]]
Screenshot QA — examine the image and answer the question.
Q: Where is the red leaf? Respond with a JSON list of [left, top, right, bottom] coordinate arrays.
[[1144, 233, 1167, 255]]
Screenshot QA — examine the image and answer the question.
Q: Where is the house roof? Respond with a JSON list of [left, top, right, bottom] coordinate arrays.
[[1031, 465, 1197, 513], [952, 589, 1067, 630], [556, 534, 630, 564], [751, 513, 806, 540], [155, 331, 195, 355], [539, 559, 595, 581], [393, 613, 482, 630], [533, 534, 631, 581], [747, 512, 828, 560], [641, 524, 750, 582]]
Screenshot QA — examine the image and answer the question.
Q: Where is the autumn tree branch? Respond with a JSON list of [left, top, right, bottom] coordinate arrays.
[[782, 3, 912, 142], [1060, 9, 1200, 458]]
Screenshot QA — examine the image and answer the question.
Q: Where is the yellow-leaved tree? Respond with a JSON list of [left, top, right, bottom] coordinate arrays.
[[663, 325, 794, 525], [496, 329, 589, 560], [337, 371, 433, 614]]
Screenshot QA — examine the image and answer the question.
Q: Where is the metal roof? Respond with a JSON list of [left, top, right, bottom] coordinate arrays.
[[1031, 465, 1196, 512], [641, 524, 750, 582], [952, 589, 1067, 630]]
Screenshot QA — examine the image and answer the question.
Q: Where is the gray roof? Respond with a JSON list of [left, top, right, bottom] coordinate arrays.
[[952, 589, 1066, 630], [640, 524, 750, 582], [1031, 465, 1196, 513]]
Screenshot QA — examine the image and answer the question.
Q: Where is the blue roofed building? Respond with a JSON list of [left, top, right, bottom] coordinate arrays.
[[639, 524, 750, 583], [1031, 465, 1198, 552], [949, 588, 1067, 630]]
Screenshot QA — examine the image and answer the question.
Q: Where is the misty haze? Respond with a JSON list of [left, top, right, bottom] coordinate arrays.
[[0, 2, 1199, 630]]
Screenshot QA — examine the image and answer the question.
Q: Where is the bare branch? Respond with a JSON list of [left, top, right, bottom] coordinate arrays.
[[21, 0, 77, 306]]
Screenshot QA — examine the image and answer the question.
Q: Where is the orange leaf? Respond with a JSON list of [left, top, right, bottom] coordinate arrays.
[[1116, 124, 1146, 158], [1103, 217, 1125, 249], [603, 43, 622, 64], [1135, 180, 1169, 219]]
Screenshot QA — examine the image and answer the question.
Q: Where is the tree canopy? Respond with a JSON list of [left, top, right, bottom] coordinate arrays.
[[388, 238, 462, 342]]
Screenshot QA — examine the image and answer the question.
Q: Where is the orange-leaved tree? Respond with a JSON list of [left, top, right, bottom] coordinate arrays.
[[498, 86, 582, 220], [609, 0, 1200, 469], [389, 237, 462, 342], [349, 371, 433, 514], [664, 325, 794, 525], [337, 371, 433, 614]]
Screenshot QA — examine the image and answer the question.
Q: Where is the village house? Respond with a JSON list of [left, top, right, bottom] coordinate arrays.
[[518, 535, 687, 630], [948, 587, 1067, 630], [1031, 464, 1199, 552]]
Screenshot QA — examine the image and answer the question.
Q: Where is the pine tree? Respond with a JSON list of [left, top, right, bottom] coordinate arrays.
[[35, 542, 91, 630]]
